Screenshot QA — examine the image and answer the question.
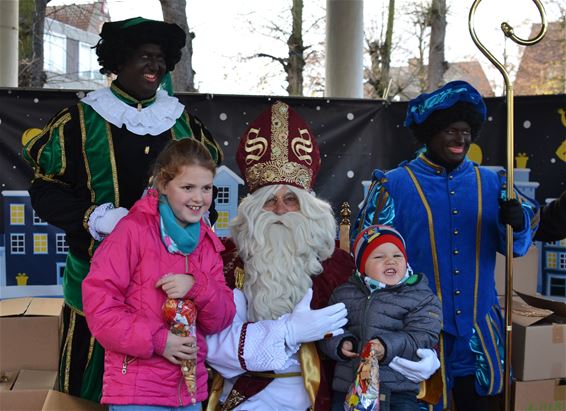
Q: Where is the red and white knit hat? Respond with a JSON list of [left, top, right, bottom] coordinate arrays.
[[352, 225, 408, 274]]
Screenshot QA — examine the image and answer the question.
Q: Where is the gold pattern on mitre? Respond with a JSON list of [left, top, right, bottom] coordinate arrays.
[[244, 101, 314, 192], [244, 128, 268, 165]]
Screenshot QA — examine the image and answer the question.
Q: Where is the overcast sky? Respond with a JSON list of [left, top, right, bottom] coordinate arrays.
[[50, 0, 558, 96]]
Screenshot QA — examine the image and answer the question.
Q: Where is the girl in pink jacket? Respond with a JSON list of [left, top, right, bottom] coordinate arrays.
[[83, 138, 236, 410]]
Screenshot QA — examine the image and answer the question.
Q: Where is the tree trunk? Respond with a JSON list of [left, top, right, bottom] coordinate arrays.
[[160, 0, 196, 92], [378, 0, 395, 98], [427, 0, 446, 91], [18, 0, 35, 86], [287, 0, 304, 96], [31, 0, 49, 87]]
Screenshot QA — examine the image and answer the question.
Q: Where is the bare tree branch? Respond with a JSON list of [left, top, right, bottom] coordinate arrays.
[[160, 0, 196, 92]]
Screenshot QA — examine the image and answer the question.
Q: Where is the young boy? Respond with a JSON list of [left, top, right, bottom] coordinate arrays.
[[319, 225, 442, 411]]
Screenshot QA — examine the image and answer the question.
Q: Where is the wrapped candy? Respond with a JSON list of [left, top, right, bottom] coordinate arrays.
[[162, 298, 198, 400], [344, 341, 380, 411]]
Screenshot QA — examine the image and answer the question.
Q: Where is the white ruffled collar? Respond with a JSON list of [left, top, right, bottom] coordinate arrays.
[[81, 88, 185, 136]]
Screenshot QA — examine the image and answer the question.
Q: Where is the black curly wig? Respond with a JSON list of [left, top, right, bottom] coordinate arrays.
[[410, 101, 485, 144], [95, 21, 185, 76]]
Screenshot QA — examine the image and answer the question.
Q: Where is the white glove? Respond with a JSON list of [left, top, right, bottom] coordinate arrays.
[[285, 288, 348, 348], [88, 203, 128, 240], [389, 348, 440, 383]]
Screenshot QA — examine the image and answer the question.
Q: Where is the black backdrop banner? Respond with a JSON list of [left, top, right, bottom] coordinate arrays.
[[1, 88, 565, 232]]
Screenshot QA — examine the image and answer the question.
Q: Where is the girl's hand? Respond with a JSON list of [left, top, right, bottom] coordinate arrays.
[[340, 340, 359, 358], [162, 333, 197, 365], [368, 338, 385, 360], [155, 274, 195, 298]]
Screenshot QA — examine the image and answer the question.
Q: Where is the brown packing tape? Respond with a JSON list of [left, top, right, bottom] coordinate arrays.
[[553, 324, 565, 344], [552, 380, 566, 401]]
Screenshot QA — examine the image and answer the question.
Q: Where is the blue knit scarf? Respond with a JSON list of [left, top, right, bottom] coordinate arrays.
[[158, 194, 200, 255]]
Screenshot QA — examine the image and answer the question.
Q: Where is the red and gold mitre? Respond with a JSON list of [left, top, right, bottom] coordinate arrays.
[[236, 101, 321, 193]]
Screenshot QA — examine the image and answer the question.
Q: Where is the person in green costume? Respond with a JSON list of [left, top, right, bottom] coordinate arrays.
[[23, 17, 223, 402]]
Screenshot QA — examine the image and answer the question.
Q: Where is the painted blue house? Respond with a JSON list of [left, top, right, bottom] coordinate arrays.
[[539, 238, 566, 298], [213, 166, 244, 238], [538, 197, 566, 299], [0, 236, 5, 288], [1, 190, 66, 298]]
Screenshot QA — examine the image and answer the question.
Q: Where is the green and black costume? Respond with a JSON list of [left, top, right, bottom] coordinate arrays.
[[23, 83, 222, 401]]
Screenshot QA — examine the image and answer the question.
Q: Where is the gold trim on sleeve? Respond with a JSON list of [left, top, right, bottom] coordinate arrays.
[[473, 167, 482, 323], [83, 205, 97, 231], [62, 308, 76, 394], [78, 104, 95, 204]]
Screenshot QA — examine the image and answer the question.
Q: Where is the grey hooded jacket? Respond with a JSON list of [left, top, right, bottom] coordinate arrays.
[[318, 272, 442, 394]]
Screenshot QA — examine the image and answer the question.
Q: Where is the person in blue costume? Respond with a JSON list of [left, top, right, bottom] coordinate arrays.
[[23, 17, 222, 402], [351, 81, 538, 411]]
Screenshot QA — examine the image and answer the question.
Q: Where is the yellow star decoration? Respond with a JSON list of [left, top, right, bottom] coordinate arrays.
[[556, 139, 566, 163]]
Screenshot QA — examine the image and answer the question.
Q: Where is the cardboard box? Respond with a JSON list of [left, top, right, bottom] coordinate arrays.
[[42, 390, 106, 410], [0, 370, 58, 411], [0, 389, 49, 411], [11, 370, 58, 391], [512, 291, 566, 381], [0, 370, 18, 392], [513, 379, 566, 410], [0, 298, 64, 410], [0, 389, 106, 411], [0, 298, 105, 410], [495, 245, 539, 296], [0, 297, 64, 373]]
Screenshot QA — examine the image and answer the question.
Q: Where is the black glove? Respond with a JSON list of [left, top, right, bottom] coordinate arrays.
[[499, 198, 525, 231]]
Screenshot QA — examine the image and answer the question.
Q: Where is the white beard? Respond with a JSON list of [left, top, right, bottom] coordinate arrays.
[[230, 185, 336, 322]]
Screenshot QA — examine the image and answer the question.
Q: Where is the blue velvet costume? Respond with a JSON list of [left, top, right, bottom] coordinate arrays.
[[352, 154, 537, 409]]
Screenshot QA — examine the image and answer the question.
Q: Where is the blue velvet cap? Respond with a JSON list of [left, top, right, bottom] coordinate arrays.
[[404, 80, 487, 128]]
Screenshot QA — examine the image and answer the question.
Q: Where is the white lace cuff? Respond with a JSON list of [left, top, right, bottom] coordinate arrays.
[[88, 202, 114, 241], [243, 318, 300, 371]]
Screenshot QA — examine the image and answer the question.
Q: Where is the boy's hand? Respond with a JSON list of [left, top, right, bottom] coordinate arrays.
[[155, 274, 195, 298], [162, 332, 197, 365], [340, 340, 359, 358], [368, 338, 385, 360]]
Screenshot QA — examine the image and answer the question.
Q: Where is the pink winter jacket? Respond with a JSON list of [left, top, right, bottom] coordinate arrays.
[[82, 190, 235, 406]]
